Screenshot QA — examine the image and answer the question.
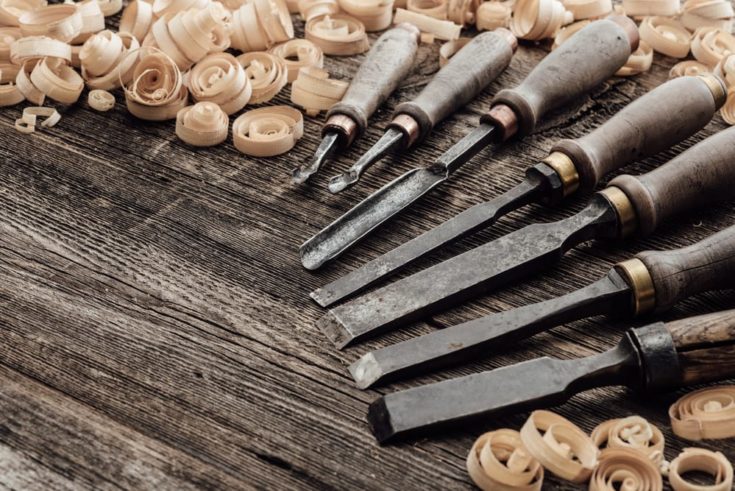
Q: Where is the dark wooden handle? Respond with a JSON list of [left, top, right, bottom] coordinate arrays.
[[394, 29, 515, 143], [489, 17, 636, 137], [552, 76, 720, 192], [609, 126, 735, 237], [637, 225, 735, 312], [326, 25, 420, 137], [666, 309, 735, 385]]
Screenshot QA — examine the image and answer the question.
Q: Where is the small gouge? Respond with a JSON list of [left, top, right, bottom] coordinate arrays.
[[351, 224, 735, 388], [369, 308, 735, 443]]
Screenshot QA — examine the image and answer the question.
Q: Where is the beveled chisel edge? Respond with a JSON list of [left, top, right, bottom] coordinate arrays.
[[349, 352, 382, 389], [317, 310, 353, 349]]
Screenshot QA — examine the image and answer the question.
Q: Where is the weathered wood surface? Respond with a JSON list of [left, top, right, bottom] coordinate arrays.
[[1, 15, 735, 490]]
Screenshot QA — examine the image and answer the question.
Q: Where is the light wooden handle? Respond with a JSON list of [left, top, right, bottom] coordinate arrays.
[[488, 16, 637, 137], [667, 309, 735, 385], [326, 25, 420, 138], [393, 29, 515, 143], [609, 126, 735, 237], [552, 76, 722, 192], [637, 225, 735, 313]]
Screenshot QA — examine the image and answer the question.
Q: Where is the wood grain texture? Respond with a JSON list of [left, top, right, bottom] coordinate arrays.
[[0, 11, 734, 490]]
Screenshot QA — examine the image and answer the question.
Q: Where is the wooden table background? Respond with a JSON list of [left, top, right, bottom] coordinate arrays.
[[1, 12, 734, 490]]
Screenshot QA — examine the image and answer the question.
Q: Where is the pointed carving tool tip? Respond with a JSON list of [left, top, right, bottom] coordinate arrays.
[[349, 353, 382, 389], [327, 128, 405, 194], [292, 132, 340, 185], [316, 310, 353, 349]]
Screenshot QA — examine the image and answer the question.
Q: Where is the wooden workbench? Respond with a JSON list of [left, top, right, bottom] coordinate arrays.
[[1, 15, 734, 490]]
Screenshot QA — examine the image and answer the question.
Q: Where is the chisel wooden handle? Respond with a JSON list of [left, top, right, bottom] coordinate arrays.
[[610, 125, 735, 237], [326, 24, 420, 139], [486, 16, 638, 138], [552, 75, 725, 192], [635, 226, 735, 313], [392, 29, 516, 144], [667, 309, 735, 385]]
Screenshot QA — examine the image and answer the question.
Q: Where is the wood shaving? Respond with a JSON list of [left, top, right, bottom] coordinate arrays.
[[0, 27, 22, 61], [305, 14, 370, 55], [339, 0, 394, 31], [298, 0, 340, 21], [0, 0, 47, 27], [80, 30, 140, 90], [669, 59, 710, 78], [0, 63, 24, 106], [119, 0, 154, 42], [551, 19, 589, 49], [714, 54, 735, 85], [467, 429, 544, 491], [407, 0, 448, 20], [19, 3, 82, 42], [419, 31, 435, 43], [476, 1, 512, 30], [123, 47, 189, 120], [230, 0, 294, 51], [438, 36, 469, 66], [669, 385, 735, 440], [393, 8, 461, 40], [446, 0, 477, 25], [175, 101, 228, 146], [10, 35, 71, 64], [511, 0, 573, 41], [165, 3, 230, 67], [269, 38, 323, 82], [681, 0, 733, 32], [96, 0, 123, 16], [591, 416, 666, 467], [14, 106, 61, 133], [232, 105, 304, 157], [589, 448, 663, 491], [290, 66, 348, 116], [616, 40, 653, 75], [73, 0, 105, 44], [28, 55, 83, 103], [562, 0, 611, 20], [15, 60, 44, 104], [237, 51, 287, 104], [152, 0, 209, 18], [88, 88, 115, 110], [622, 0, 680, 17], [519, 410, 599, 483], [187, 52, 251, 115], [639, 16, 691, 58], [668, 448, 733, 491], [690, 26, 735, 67]]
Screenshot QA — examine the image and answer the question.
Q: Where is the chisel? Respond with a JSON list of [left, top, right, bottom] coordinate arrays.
[[291, 24, 421, 184], [319, 121, 735, 349], [327, 28, 518, 193], [300, 16, 638, 269], [351, 224, 735, 388], [368, 308, 735, 443], [312, 75, 726, 307]]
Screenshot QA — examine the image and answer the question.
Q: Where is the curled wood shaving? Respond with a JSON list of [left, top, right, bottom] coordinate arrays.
[[562, 0, 611, 20], [290, 66, 348, 116], [10, 35, 71, 64], [14, 106, 61, 133], [466, 429, 544, 491], [438, 36, 469, 66], [0, 63, 24, 106], [232, 105, 304, 157], [231, 0, 294, 52], [591, 416, 666, 466], [123, 47, 189, 120], [669, 385, 735, 440], [15, 60, 44, 103], [188, 52, 251, 114], [420, 31, 435, 43], [87, 88, 115, 110], [165, 3, 230, 67], [669, 59, 710, 78], [269, 38, 323, 82], [19, 3, 82, 42], [476, 1, 511, 30], [0, 0, 47, 27], [72, 0, 105, 44], [616, 40, 653, 75], [120, 0, 154, 42], [305, 14, 370, 55], [511, 0, 573, 41], [621, 0, 680, 17], [589, 448, 663, 491], [551, 19, 589, 48], [691, 26, 735, 67], [175, 101, 228, 146], [237, 51, 287, 104], [0, 27, 22, 61], [669, 448, 733, 491], [519, 410, 599, 483], [681, 0, 733, 32], [639, 16, 691, 58], [81, 30, 139, 90], [446, 0, 477, 25], [29, 56, 83, 103], [96, 0, 123, 16], [407, 0, 448, 20], [298, 0, 340, 21], [152, 0, 209, 18], [339, 0, 394, 31], [285, 0, 299, 12], [393, 8, 461, 40]]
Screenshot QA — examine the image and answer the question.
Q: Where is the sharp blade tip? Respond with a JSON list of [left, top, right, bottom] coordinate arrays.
[[309, 288, 329, 307], [327, 173, 356, 194], [349, 352, 382, 389], [317, 310, 354, 349], [299, 245, 323, 270]]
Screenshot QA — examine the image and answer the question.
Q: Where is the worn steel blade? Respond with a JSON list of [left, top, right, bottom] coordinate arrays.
[[299, 123, 498, 270], [350, 270, 633, 389], [311, 175, 546, 307], [292, 132, 340, 185], [368, 342, 639, 443], [318, 195, 618, 348]]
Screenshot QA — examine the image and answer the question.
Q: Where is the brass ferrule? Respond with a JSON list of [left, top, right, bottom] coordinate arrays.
[[323, 114, 358, 147], [542, 152, 579, 197], [698, 73, 727, 109], [615, 258, 656, 315], [599, 186, 638, 239], [485, 104, 519, 142], [389, 114, 421, 148]]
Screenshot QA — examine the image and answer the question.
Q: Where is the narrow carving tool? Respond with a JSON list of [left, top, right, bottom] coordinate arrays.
[[327, 28, 518, 193], [319, 121, 735, 348], [291, 24, 421, 184], [300, 16, 639, 269], [368, 308, 735, 443], [351, 224, 735, 388], [312, 75, 725, 307]]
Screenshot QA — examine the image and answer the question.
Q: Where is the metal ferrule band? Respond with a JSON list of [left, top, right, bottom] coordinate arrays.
[[599, 186, 638, 239], [614, 258, 656, 316], [542, 152, 579, 197]]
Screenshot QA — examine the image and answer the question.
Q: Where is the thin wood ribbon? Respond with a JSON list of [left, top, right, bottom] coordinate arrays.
[[237, 51, 287, 104], [438, 36, 469, 66], [407, 0, 448, 20], [0, 0, 47, 27], [305, 14, 370, 55], [119, 0, 154, 42], [562, 0, 611, 20], [298, 0, 340, 21], [0, 63, 24, 106], [690, 26, 735, 67], [466, 429, 544, 491], [269, 38, 324, 82], [88, 88, 115, 110], [668, 448, 733, 491], [10, 35, 71, 64], [339, 0, 394, 31], [290, 66, 348, 116], [591, 416, 666, 466], [29, 56, 83, 103], [511, 0, 574, 41], [670, 59, 710, 78], [19, 3, 82, 42], [393, 8, 461, 40], [123, 47, 189, 120], [476, 1, 512, 30], [232, 105, 304, 157], [188, 52, 251, 115], [639, 16, 691, 58], [669, 385, 735, 440], [81, 30, 140, 90], [589, 448, 663, 491], [681, 0, 734, 32], [622, 0, 680, 16], [175, 101, 228, 146]]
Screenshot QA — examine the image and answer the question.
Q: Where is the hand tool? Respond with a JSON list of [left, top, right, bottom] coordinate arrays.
[[291, 24, 421, 184], [351, 224, 735, 388], [300, 16, 639, 270], [311, 75, 726, 307], [368, 308, 735, 443], [319, 119, 734, 349], [327, 28, 518, 193]]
